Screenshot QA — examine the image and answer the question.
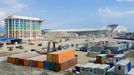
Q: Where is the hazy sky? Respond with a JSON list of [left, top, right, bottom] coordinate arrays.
[[0, 0, 134, 31]]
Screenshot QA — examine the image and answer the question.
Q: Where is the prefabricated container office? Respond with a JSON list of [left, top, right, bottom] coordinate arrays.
[[114, 54, 126, 62], [107, 66, 115, 75], [115, 59, 131, 75], [95, 64, 110, 75]]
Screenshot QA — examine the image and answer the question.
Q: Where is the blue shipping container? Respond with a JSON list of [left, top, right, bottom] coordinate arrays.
[[128, 62, 131, 72], [44, 61, 49, 70]]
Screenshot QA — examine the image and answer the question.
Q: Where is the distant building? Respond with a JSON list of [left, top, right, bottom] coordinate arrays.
[[103, 24, 128, 37], [5, 16, 42, 40], [42, 29, 109, 38], [103, 24, 128, 33], [42, 24, 128, 38]]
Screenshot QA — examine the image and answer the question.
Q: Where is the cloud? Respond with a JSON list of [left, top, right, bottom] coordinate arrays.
[[44, 17, 87, 29], [116, 0, 134, 2], [98, 8, 134, 17], [0, 0, 27, 27], [0, 11, 7, 27]]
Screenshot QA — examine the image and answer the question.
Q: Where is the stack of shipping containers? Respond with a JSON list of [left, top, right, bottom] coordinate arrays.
[[46, 49, 77, 72]]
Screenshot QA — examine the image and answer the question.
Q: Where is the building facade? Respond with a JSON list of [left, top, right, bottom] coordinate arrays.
[[5, 16, 42, 40]]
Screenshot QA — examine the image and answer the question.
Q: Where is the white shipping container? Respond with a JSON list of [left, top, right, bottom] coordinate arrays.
[[114, 54, 125, 62], [97, 54, 107, 61], [79, 63, 101, 75], [115, 59, 131, 75], [127, 68, 134, 75], [107, 66, 115, 75], [95, 64, 110, 75], [79, 63, 94, 73], [86, 63, 100, 75]]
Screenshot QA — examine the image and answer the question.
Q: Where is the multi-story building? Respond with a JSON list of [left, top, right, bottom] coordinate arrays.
[[5, 16, 42, 40]]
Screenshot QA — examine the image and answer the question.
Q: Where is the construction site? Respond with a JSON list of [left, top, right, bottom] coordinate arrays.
[[0, 16, 134, 75]]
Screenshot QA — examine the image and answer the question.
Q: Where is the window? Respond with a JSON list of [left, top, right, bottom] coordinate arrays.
[[118, 66, 121, 70], [71, 44, 74, 47], [90, 69, 92, 72], [116, 59, 119, 62], [82, 68, 84, 72]]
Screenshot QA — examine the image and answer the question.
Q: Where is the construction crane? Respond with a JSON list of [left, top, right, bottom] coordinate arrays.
[[47, 40, 56, 52]]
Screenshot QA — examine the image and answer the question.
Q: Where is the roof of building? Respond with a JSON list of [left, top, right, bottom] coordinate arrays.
[[116, 59, 130, 65], [6, 16, 42, 21], [114, 54, 125, 58], [0, 38, 16, 41], [97, 54, 107, 57], [96, 64, 110, 69], [103, 24, 128, 33], [43, 29, 108, 33]]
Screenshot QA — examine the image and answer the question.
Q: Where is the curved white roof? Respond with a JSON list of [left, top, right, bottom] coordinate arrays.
[[113, 25, 128, 33], [44, 29, 107, 32], [103, 24, 128, 33]]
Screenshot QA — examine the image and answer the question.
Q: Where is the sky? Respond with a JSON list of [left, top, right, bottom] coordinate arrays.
[[0, 0, 134, 32]]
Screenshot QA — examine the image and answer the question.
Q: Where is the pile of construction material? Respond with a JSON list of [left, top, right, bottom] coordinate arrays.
[[46, 49, 77, 72], [7, 49, 77, 72]]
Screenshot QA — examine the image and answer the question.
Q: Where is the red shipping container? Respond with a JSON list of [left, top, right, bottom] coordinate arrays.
[[54, 56, 77, 72]]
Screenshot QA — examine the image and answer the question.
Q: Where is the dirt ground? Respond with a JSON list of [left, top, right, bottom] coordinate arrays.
[[0, 50, 134, 75], [0, 51, 89, 75]]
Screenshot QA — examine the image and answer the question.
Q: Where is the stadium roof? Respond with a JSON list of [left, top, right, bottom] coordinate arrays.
[[43, 29, 107, 32]]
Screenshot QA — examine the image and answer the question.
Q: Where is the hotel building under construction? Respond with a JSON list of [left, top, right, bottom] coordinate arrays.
[[5, 16, 42, 40]]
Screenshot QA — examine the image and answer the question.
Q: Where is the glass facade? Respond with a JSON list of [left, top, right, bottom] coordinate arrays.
[[5, 16, 42, 40]]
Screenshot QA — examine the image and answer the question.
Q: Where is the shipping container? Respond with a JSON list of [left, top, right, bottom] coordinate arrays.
[[107, 58, 114, 68], [96, 54, 108, 64], [7, 53, 34, 64], [25, 55, 46, 68], [55, 56, 77, 72], [75, 63, 100, 75], [85, 63, 100, 75], [115, 59, 131, 75], [47, 49, 75, 63], [114, 54, 126, 63], [14, 53, 41, 65], [44, 61, 55, 71], [74, 64, 84, 72], [107, 66, 115, 75], [95, 64, 110, 75], [127, 68, 134, 75]]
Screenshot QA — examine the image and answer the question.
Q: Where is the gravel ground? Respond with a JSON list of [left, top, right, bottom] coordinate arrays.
[[0, 51, 89, 75], [0, 48, 134, 75]]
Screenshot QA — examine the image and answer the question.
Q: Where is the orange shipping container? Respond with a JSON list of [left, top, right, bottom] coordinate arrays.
[[7, 53, 32, 64], [47, 49, 75, 63], [25, 55, 46, 68], [17, 53, 41, 65]]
